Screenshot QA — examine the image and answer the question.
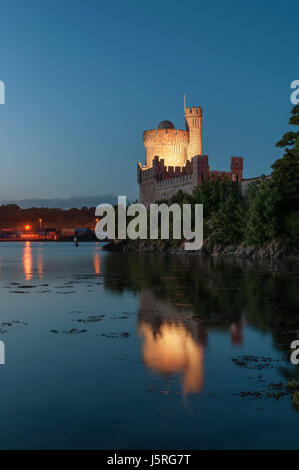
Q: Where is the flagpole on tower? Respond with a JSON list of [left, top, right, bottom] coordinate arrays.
[[184, 94, 186, 111]]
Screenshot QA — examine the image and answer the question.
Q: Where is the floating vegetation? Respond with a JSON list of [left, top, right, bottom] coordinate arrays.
[[55, 285, 75, 289], [16, 285, 37, 289], [0, 321, 29, 334], [50, 328, 87, 335], [0, 321, 28, 327], [109, 354, 129, 361], [146, 387, 180, 396], [286, 379, 299, 411], [56, 291, 76, 295], [74, 315, 105, 324], [231, 355, 281, 370], [234, 379, 299, 408], [9, 291, 29, 294], [101, 331, 130, 339], [234, 391, 263, 399], [112, 315, 129, 320]]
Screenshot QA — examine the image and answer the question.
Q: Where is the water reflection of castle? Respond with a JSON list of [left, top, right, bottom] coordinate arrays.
[[21, 247, 244, 396], [138, 289, 243, 396]]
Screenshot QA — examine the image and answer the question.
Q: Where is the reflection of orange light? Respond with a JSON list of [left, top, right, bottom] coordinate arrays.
[[94, 251, 101, 275], [23, 241, 32, 281], [37, 252, 43, 279], [138, 321, 204, 396]]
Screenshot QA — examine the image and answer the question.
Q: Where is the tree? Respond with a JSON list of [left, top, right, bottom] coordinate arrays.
[[246, 178, 281, 245], [272, 104, 299, 212], [192, 178, 241, 217], [190, 178, 245, 244], [208, 193, 246, 244]]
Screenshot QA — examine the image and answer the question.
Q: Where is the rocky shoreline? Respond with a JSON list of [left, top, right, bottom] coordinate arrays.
[[103, 238, 299, 260]]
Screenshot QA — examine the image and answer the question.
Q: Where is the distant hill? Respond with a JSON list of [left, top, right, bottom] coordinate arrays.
[[0, 195, 118, 209]]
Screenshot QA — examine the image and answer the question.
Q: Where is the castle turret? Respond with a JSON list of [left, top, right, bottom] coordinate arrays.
[[143, 120, 189, 168], [185, 107, 202, 160], [230, 157, 243, 182]]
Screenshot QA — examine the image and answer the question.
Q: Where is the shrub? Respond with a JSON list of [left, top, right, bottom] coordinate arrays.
[[284, 211, 299, 245]]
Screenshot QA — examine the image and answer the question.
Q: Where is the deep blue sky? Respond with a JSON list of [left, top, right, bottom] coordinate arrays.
[[0, 0, 298, 203]]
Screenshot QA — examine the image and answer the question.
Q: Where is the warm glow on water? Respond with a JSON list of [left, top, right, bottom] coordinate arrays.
[[139, 321, 204, 395], [23, 242, 33, 281], [94, 250, 101, 276], [37, 251, 44, 279]]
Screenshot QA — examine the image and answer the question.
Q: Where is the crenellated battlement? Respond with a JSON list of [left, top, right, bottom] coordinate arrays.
[[154, 156, 193, 179], [143, 128, 189, 146], [138, 156, 193, 180], [231, 156, 243, 169], [184, 106, 202, 117]]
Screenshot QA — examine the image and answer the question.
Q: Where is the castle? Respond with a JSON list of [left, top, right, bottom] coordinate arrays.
[[137, 105, 244, 206]]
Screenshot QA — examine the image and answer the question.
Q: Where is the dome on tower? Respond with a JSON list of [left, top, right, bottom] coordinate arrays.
[[157, 120, 175, 130]]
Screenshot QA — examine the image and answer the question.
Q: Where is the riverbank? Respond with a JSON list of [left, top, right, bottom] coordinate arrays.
[[103, 238, 299, 260]]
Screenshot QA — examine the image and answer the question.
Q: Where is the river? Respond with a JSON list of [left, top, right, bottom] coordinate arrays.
[[0, 241, 298, 449]]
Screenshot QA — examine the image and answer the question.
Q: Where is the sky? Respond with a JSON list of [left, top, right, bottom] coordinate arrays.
[[0, 0, 298, 205]]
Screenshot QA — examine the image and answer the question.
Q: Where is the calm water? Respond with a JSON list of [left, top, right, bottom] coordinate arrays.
[[0, 242, 299, 449]]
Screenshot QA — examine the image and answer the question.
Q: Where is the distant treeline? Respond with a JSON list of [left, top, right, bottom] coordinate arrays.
[[0, 205, 97, 229]]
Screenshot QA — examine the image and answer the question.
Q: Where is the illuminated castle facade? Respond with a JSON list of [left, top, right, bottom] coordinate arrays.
[[137, 105, 244, 205]]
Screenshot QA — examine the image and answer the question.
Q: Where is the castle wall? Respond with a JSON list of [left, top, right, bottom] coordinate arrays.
[[137, 162, 157, 206], [138, 154, 244, 206], [241, 175, 271, 197], [156, 172, 195, 200]]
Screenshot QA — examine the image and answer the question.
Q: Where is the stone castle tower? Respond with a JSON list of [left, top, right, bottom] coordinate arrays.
[[185, 106, 202, 160], [143, 106, 203, 169], [137, 102, 244, 206]]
